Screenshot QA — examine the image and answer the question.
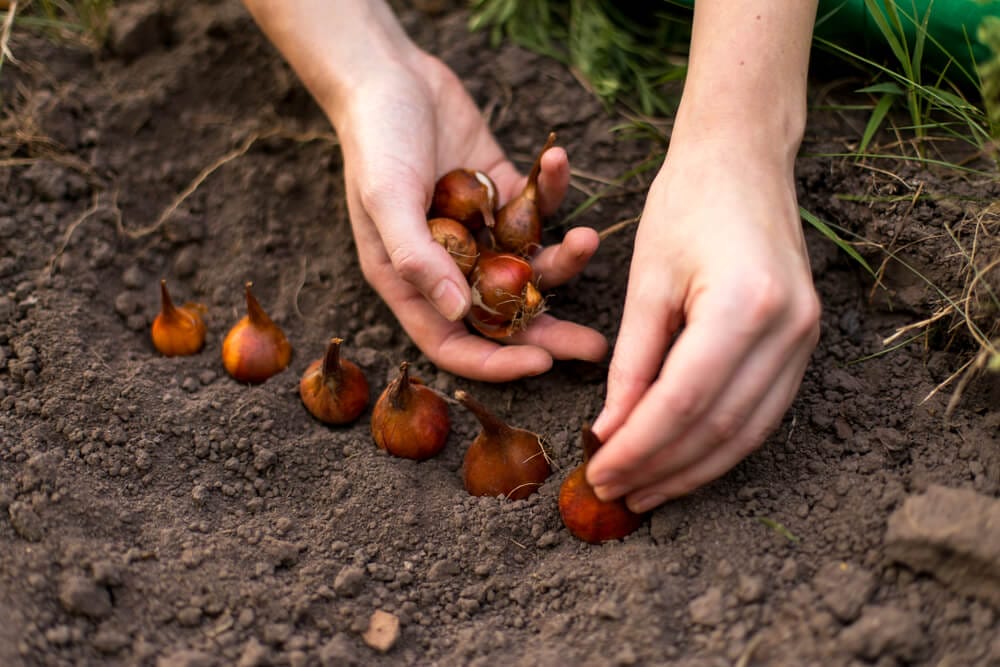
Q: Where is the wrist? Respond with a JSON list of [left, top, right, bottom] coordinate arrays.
[[669, 95, 806, 171], [242, 0, 422, 120]]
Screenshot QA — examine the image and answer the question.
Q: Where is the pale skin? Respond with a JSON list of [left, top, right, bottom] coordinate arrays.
[[242, 0, 821, 513]]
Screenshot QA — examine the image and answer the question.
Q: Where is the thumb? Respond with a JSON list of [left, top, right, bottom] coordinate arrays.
[[366, 187, 472, 322]]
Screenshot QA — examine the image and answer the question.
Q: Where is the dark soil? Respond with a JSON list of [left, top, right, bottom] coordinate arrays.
[[2, 2, 999, 666]]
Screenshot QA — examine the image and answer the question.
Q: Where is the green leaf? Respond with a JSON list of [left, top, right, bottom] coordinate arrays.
[[855, 82, 905, 95], [859, 93, 896, 153]]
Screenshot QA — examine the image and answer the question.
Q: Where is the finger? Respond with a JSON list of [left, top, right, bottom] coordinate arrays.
[[532, 226, 599, 290], [505, 314, 608, 362], [491, 145, 570, 215], [377, 274, 554, 382], [536, 146, 570, 217], [589, 252, 682, 445], [363, 181, 472, 322], [589, 279, 782, 487], [594, 333, 813, 499], [623, 355, 809, 512]]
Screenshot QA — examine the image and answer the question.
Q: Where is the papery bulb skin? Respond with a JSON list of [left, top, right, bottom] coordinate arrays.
[[493, 132, 556, 257], [430, 169, 497, 230], [456, 390, 551, 500], [151, 280, 206, 357], [428, 217, 478, 276], [559, 425, 644, 543], [300, 338, 370, 425], [467, 248, 545, 339], [371, 362, 450, 460], [221, 282, 292, 384]]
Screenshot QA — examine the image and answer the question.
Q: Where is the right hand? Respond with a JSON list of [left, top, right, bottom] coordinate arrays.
[[328, 48, 607, 381]]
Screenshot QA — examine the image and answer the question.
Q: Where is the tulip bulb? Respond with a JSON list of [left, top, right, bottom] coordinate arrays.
[[221, 282, 292, 383], [371, 361, 451, 460], [300, 338, 370, 424], [493, 132, 555, 257], [430, 168, 497, 230], [559, 425, 644, 543], [428, 217, 478, 276], [467, 248, 545, 338], [456, 390, 551, 500], [151, 280, 206, 356]]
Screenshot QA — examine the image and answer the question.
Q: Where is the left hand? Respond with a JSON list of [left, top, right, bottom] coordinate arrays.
[[585, 134, 821, 512]]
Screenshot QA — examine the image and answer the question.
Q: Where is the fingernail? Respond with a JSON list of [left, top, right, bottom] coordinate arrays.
[[629, 494, 665, 514], [593, 483, 627, 501], [431, 279, 468, 322], [586, 465, 617, 488], [591, 408, 608, 434]]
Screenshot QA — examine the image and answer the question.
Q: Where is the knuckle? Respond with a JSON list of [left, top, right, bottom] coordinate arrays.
[[388, 243, 431, 285], [356, 179, 386, 218], [708, 411, 744, 443], [662, 385, 703, 423], [736, 272, 787, 327], [793, 290, 822, 344]]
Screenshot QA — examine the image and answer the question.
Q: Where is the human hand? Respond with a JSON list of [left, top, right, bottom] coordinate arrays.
[[585, 136, 821, 512], [329, 49, 607, 381]]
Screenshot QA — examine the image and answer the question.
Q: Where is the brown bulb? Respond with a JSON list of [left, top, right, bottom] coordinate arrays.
[[467, 247, 545, 339], [559, 425, 644, 543], [300, 338, 370, 424], [221, 282, 292, 383], [371, 361, 451, 460], [428, 217, 478, 276], [456, 390, 551, 500], [493, 132, 555, 256], [430, 169, 497, 230], [151, 280, 206, 356]]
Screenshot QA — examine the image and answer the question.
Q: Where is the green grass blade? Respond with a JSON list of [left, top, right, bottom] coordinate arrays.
[[863, 0, 911, 74], [859, 93, 897, 153], [800, 206, 875, 276], [856, 82, 905, 95]]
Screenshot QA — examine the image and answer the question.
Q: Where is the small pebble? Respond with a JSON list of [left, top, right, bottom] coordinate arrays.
[[362, 610, 400, 653]]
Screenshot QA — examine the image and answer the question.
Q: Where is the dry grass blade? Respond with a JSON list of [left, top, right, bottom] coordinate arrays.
[[0, 0, 18, 75], [46, 189, 100, 277], [121, 132, 260, 239], [882, 305, 953, 345], [598, 215, 640, 240], [121, 128, 338, 240]]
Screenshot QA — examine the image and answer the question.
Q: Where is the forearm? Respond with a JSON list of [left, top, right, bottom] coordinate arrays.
[[241, 0, 418, 117], [674, 0, 818, 162]]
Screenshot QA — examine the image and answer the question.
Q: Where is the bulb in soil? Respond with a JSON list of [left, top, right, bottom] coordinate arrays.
[[371, 361, 451, 460], [456, 390, 551, 500], [558, 425, 644, 543], [221, 282, 292, 383], [299, 337, 370, 425], [151, 280, 206, 356]]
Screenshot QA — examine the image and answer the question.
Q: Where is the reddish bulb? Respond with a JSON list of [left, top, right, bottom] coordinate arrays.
[[371, 361, 451, 460], [151, 280, 206, 356], [559, 425, 644, 543], [493, 132, 555, 257], [430, 168, 497, 230], [456, 390, 551, 500], [467, 248, 545, 339], [300, 338, 370, 425], [221, 282, 292, 383], [428, 216, 478, 276]]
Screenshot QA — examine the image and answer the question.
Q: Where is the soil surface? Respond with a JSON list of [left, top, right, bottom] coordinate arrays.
[[2, 1, 1000, 666]]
